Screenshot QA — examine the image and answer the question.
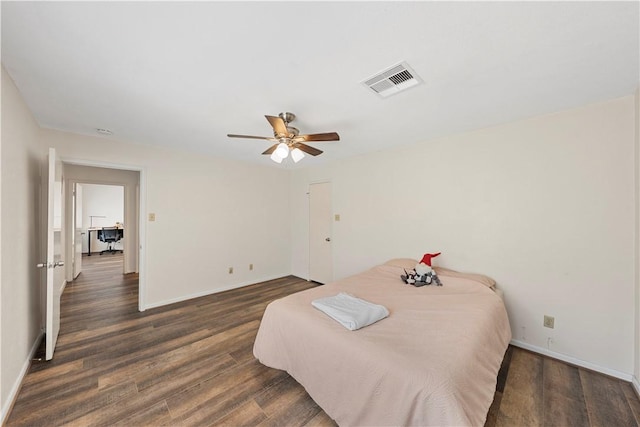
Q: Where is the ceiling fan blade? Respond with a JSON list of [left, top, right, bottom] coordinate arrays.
[[294, 132, 340, 142], [262, 144, 279, 155], [265, 115, 288, 136], [227, 134, 276, 141], [293, 142, 323, 156]]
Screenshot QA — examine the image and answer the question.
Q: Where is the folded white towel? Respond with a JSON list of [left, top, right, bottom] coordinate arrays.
[[312, 293, 389, 331]]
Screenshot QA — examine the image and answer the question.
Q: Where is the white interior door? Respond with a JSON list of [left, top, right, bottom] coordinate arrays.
[[73, 183, 83, 279], [309, 182, 333, 284], [38, 148, 65, 360]]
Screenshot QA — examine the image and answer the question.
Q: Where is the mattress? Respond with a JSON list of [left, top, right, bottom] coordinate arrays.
[[253, 262, 511, 426]]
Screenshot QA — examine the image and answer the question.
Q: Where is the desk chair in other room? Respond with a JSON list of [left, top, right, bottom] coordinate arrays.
[[98, 227, 123, 255]]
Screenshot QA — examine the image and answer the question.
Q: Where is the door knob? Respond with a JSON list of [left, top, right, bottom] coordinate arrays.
[[54, 261, 64, 268], [325, 237, 331, 242], [36, 263, 47, 268]]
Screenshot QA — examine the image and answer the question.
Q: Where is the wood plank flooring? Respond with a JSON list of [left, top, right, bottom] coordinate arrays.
[[6, 254, 640, 426], [486, 344, 640, 426]]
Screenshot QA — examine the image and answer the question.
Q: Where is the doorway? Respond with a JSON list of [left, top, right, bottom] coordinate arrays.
[[40, 154, 145, 361], [309, 182, 333, 284], [62, 162, 144, 309], [78, 183, 125, 264]]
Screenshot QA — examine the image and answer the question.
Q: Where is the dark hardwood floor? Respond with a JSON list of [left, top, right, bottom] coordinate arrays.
[[487, 347, 640, 427], [6, 254, 640, 426]]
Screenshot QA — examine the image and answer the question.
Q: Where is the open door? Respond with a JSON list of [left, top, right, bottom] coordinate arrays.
[[73, 183, 83, 279], [37, 148, 65, 360]]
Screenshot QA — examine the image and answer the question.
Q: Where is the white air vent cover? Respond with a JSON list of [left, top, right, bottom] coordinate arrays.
[[362, 62, 422, 98]]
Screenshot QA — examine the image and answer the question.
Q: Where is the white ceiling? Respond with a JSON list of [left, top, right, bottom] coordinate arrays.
[[2, 1, 638, 168]]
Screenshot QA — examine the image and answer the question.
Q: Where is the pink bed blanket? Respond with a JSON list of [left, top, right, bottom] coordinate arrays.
[[253, 263, 511, 426]]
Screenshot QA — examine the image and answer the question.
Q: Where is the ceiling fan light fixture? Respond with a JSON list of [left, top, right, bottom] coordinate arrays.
[[275, 142, 289, 158], [270, 151, 284, 163], [291, 148, 305, 163], [228, 112, 339, 163]]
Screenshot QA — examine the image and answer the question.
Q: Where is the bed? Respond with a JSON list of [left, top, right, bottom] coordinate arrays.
[[253, 259, 512, 426]]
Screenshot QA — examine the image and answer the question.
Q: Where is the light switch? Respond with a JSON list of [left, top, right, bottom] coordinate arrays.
[[334, 214, 341, 221], [148, 213, 156, 222]]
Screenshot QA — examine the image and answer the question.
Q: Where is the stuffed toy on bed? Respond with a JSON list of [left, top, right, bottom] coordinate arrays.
[[401, 252, 443, 286]]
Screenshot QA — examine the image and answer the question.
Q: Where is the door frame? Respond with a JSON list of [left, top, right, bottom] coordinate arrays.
[[71, 182, 83, 279], [60, 157, 147, 311]]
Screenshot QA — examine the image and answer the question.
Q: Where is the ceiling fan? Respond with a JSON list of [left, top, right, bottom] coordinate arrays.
[[227, 112, 340, 163]]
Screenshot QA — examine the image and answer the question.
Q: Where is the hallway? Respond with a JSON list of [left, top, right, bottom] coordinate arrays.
[[63, 254, 134, 334]]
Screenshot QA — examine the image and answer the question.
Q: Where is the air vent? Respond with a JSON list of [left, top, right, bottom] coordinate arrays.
[[362, 62, 422, 98]]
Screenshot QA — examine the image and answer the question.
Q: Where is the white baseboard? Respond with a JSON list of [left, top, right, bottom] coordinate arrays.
[[633, 376, 640, 397], [510, 339, 632, 381], [142, 274, 288, 310], [1, 331, 44, 424]]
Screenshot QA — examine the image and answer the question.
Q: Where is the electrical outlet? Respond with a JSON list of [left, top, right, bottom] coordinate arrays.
[[228, 267, 233, 274], [249, 263, 253, 271], [543, 315, 555, 329]]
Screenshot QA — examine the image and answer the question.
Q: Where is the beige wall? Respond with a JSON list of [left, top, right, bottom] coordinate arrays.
[[42, 129, 292, 308], [0, 67, 43, 420], [291, 96, 637, 377]]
